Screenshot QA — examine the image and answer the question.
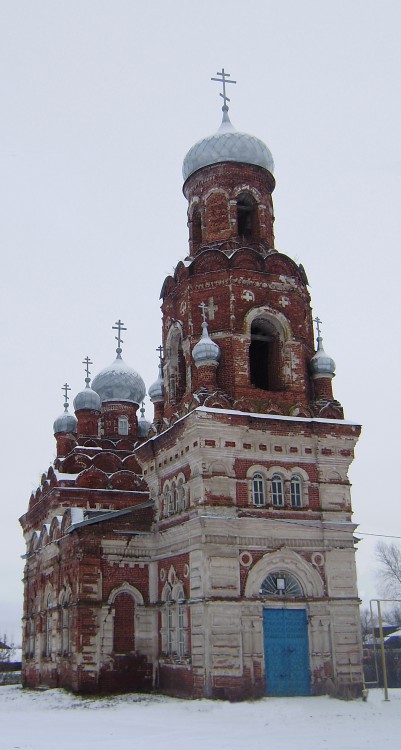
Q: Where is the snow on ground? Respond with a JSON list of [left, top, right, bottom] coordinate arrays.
[[1, 685, 400, 750]]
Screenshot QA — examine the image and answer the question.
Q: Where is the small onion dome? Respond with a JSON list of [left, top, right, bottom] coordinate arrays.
[[53, 409, 77, 435], [73, 382, 101, 412], [183, 109, 274, 182], [192, 321, 221, 366], [309, 336, 336, 378], [137, 404, 151, 438], [92, 356, 146, 405], [148, 364, 164, 403]]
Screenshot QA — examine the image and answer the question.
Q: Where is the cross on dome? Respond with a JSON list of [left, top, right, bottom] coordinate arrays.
[[62, 383, 71, 412], [313, 316, 322, 338], [156, 344, 164, 364], [82, 356, 93, 386], [112, 319, 127, 359], [313, 316, 326, 353], [199, 301, 208, 324], [211, 68, 236, 111]]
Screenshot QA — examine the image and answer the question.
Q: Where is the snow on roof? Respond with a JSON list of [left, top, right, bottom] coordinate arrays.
[[54, 471, 79, 481], [139, 405, 360, 447]]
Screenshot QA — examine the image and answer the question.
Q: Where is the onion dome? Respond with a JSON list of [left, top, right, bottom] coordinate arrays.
[[309, 320, 336, 378], [91, 320, 146, 405], [53, 383, 78, 434], [137, 404, 151, 438], [192, 318, 221, 366], [73, 357, 101, 412], [148, 362, 164, 403], [183, 108, 274, 182]]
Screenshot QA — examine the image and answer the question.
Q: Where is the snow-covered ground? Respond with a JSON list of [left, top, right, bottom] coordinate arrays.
[[1, 685, 399, 750]]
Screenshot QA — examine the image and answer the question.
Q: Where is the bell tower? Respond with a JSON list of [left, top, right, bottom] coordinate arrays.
[[149, 72, 342, 428], [141, 71, 363, 699]]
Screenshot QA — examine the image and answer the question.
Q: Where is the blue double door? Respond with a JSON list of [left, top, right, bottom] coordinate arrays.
[[263, 608, 310, 696]]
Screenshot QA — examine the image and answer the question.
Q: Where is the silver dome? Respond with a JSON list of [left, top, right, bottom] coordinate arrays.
[[148, 364, 164, 402], [92, 356, 146, 405], [73, 385, 101, 412], [53, 410, 78, 435], [309, 337, 336, 378], [182, 110, 274, 182], [137, 406, 151, 438], [192, 322, 221, 366]]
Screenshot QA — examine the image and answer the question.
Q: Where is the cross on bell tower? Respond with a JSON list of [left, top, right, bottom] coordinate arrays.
[[211, 68, 236, 111]]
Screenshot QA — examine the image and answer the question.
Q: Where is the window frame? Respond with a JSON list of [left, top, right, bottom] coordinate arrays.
[[290, 475, 302, 508], [271, 473, 284, 507], [118, 415, 129, 436], [252, 472, 266, 506]]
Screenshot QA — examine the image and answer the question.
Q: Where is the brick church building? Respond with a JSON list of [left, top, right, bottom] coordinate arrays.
[[20, 73, 363, 699]]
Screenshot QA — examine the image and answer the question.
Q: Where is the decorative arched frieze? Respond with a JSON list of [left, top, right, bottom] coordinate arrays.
[[76, 467, 108, 489]]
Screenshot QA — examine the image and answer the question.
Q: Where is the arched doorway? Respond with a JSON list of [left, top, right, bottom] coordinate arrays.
[[261, 572, 310, 696]]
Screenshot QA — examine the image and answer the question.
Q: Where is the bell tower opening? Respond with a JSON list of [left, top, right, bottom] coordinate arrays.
[[191, 205, 202, 254], [237, 191, 259, 241], [167, 326, 187, 404], [249, 318, 281, 391]]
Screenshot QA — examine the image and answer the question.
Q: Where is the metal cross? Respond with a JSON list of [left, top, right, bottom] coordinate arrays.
[[82, 356, 92, 380], [199, 301, 208, 324], [112, 319, 127, 356], [62, 383, 71, 410], [211, 68, 236, 110], [313, 316, 322, 338], [156, 344, 164, 363]]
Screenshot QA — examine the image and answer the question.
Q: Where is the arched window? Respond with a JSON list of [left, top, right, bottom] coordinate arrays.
[[191, 205, 202, 254], [176, 587, 186, 658], [168, 487, 174, 516], [252, 473, 265, 506], [162, 485, 170, 517], [165, 589, 173, 655], [113, 592, 135, 653], [167, 328, 186, 404], [45, 593, 52, 657], [172, 482, 179, 514], [290, 476, 302, 508], [271, 474, 284, 507], [260, 571, 304, 597], [237, 191, 259, 240], [27, 617, 35, 658], [178, 479, 186, 512], [118, 416, 129, 436], [249, 318, 281, 391], [61, 593, 71, 655]]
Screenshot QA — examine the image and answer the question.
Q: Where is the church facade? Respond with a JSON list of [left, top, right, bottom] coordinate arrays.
[[20, 80, 363, 699]]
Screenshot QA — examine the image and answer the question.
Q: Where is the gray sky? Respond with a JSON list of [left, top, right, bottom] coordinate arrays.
[[1, 1, 400, 641]]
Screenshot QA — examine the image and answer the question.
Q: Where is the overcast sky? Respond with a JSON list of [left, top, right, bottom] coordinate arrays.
[[1, 1, 400, 641]]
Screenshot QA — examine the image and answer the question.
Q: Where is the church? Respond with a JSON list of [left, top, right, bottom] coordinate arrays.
[[20, 71, 363, 699]]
